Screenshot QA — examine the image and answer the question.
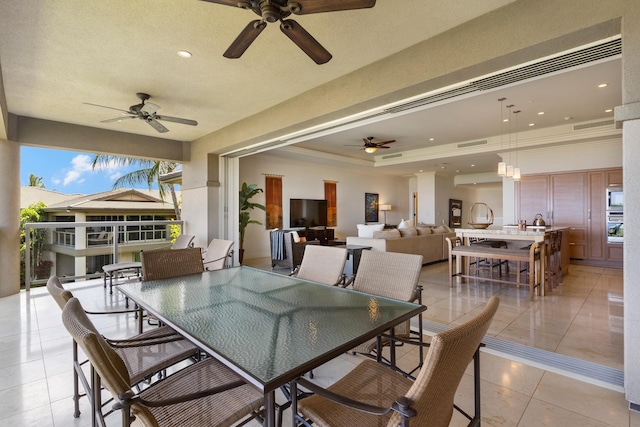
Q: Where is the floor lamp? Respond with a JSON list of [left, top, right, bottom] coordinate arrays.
[[379, 204, 391, 225]]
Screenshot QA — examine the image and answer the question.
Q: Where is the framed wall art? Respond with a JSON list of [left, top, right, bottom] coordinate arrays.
[[365, 193, 379, 223]]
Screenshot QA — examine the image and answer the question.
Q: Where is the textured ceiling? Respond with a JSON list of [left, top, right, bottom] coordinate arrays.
[[0, 1, 621, 176]]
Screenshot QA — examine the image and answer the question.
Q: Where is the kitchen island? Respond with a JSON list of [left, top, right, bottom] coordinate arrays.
[[451, 226, 569, 295]]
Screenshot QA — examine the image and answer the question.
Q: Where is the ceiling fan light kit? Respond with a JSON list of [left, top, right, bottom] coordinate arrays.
[[202, 0, 377, 64], [345, 136, 396, 153]]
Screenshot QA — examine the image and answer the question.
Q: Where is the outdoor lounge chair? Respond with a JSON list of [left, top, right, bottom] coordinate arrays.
[[61, 297, 264, 427], [47, 276, 199, 426], [293, 296, 500, 427]]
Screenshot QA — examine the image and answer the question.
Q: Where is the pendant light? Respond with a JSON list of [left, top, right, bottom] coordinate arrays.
[[497, 98, 507, 176], [506, 104, 514, 178], [513, 109, 521, 181]]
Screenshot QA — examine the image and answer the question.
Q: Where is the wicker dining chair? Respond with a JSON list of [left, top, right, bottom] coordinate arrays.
[[350, 250, 425, 376], [61, 297, 264, 427], [46, 276, 199, 425], [294, 296, 500, 427], [290, 245, 348, 286], [202, 238, 234, 270], [141, 247, 204, 281]]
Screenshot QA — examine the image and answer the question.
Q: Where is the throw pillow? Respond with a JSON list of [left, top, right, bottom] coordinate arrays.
[[357, 223, 385, 238], [416, 227, 432, 235], [291, 231, 301, 243], [397, 219, 412, 229], [399, 227, 418, 237], [432, 225, 448, 234], [373, 229, 401, 239]]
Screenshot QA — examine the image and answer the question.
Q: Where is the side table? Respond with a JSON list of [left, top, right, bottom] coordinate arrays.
[[337, 244, 372, 280]]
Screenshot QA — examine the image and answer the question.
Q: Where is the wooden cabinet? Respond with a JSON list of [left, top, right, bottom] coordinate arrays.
[[517, 167, 622, 265], [518, 175, 550, 225], [551, 173, 588, 259], [294, 228, 335, 245], [607, 169, 623, 187]]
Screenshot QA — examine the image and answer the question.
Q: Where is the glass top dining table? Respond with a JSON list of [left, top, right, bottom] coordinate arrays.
[[118, 266, 425, 426]]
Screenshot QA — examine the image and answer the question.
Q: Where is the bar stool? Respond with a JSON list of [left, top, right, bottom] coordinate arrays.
[[547, 230, 563, 288]]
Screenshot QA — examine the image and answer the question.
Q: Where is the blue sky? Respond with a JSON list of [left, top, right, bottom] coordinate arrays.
[[20, 146, 159, 195]]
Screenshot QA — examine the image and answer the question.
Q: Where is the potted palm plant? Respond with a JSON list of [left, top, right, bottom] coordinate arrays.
[[239, 182, 266, 264]]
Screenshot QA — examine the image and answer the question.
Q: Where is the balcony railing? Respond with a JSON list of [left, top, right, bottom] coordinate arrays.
[[24, 220, 184, 291]]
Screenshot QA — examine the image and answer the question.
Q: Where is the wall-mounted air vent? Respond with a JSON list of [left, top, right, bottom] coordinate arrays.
[[573, 119, 615, 131], [384, 39, 621, 115], [381, 153, 403, 160], [457, 140, 488, 148]]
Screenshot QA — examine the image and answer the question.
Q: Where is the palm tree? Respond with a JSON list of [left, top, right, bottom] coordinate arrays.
[[91, 155, 182, 219], [28, 173, 45, 188]]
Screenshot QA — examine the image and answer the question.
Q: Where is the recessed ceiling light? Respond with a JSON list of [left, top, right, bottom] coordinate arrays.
[[456, 170, 460, 173], [503, 118, 509, 122], [177, 50, 192, 58], [605, 109, 613, 113], [470, 164, 475, 167], [538, 111, 545, 115], [529, 123, 535, 126], [564, 116, 573, 121], [429, 138, 434, 141], [598, 83, 608, 88], [419, 170, 423, 173]]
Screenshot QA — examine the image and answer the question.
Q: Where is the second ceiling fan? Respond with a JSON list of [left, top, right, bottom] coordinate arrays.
[[346, 136, 396, 153], [201, 0, 376, 64]]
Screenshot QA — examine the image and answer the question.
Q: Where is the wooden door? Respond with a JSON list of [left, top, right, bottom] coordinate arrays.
[[517, 174, 550, 225], [551, 172, 587, 259]]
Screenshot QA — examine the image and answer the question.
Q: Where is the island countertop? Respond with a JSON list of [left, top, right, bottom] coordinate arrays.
[[454, 226, 568, 241]]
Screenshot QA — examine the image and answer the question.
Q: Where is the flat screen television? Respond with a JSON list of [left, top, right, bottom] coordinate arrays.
[[290, 199, 328, 228]]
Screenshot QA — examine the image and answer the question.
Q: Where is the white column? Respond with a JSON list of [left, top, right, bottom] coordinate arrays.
[[0, 139, 20, 296], [73, 212, 87, 279]]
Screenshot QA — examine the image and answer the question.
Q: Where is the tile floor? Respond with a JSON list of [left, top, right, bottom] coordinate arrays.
[[0, 260, 637, 426]]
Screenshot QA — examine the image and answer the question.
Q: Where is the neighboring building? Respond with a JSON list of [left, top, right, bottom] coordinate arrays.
[[21, 187, 178, 278]]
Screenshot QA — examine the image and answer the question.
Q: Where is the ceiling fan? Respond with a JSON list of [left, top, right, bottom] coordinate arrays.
[[84, 93, 198, 133], [201, 0, 377, 64], [346, 136, 396, 153]]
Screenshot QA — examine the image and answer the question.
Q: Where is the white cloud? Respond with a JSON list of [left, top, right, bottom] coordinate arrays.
[[109, 171, 122, 180], [62, 154, 94, 186]]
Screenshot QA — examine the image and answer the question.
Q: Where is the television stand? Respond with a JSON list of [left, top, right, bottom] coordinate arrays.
[[290, 228, 335, 245]]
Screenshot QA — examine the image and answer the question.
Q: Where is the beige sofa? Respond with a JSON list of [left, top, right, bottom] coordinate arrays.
[[346, 227, 455, 265]]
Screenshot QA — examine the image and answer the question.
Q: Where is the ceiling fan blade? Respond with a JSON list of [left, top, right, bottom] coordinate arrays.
[[200, 0, 249, 7], [100, 116, 136, 123], [280, 20, 332, 64], [141, 102, 160, 115], [145, 117, 169, 133], [84, 102, 132, 114], [224, 20, 266, 58], [376, 139, 396, 145], [291, 0, 376, 14], [377, 145, 390, 149], [155, 115, 198, 126]]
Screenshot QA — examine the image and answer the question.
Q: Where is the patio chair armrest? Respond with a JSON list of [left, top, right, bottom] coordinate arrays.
[[114, 379, 246, 410], [105, 333, 184, 348], [296, 377, 415, 418]]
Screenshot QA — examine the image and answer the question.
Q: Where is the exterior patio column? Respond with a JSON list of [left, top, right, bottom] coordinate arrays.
[[0, 138, 20, 297], [618, 0, 640, 408]]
